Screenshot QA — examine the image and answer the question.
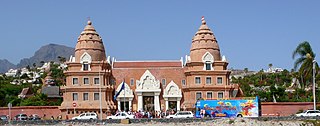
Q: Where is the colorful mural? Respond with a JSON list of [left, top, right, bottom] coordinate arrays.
[[195, 97, 260, 118]]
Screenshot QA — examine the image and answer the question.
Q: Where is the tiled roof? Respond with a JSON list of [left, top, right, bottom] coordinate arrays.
[[113, 61, 182, 68], [41, 86, 61, 98]]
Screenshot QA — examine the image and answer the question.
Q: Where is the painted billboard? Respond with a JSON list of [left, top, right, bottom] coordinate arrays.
[[195, 96, 261, 118]]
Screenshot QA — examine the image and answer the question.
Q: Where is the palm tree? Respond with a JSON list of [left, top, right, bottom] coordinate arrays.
[[57, 56, 66, 63], [268, 63, 273, 72], [292, 41, 319, 89], [244, 68, 249, 76]]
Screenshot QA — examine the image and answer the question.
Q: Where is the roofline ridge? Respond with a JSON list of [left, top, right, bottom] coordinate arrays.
[[115, 60, 181, 62]]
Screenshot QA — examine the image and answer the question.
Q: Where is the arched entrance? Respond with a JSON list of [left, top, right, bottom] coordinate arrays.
[[135, 70, 161, 112], [163, 81, 182, 111], [115, 82, 134, 112]]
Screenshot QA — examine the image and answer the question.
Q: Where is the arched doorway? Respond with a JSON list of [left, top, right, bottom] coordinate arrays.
[[115, 82, 134, 112], [135, 70, 161, 112], [163, 81, 182, 111]]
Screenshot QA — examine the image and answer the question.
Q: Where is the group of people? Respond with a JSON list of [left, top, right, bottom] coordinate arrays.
[[114, 109, 178, 119]]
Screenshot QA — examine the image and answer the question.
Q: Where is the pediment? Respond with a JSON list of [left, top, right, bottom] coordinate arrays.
[[136, 70, 160, 90], [163, 81, 182, 97], [116, 82, 133, 97], [80, 52, 92, 63], [202, 52, 214, 62]]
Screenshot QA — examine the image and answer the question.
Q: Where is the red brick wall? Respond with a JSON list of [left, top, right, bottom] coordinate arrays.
[[0, 106, 60, 120], [261, 102, 320, 116], [0, 102, 318, 119]]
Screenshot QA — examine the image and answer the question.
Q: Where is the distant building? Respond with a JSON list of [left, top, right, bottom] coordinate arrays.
[[18, 87, 34, 99], [41, 86, 61, 101], [5, 69, 18, 77], [265, 67, 284, 73], [60, 17, 241, 119]]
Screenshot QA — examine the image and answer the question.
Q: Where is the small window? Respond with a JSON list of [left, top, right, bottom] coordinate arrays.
[[73, 93, 78, 101], [130, 78, 134, 86], [83, 63, 89, 71], [73, 78, 78, 85], [162, 78, 166, 87], [110, 79, 115, 85], [218, 92, 224, 99], [195, 77, 201, 84], [182, 80, 186, 86], [94, 78, 99, 85], [84, 78, 89, 85], [83, 93, 88, 101], [207, 92, 212, 99], [206, 77, 211, 84], [196, 92, 202, 100], [94, 93, 99, 100], [205, 63, 211, 70], [217, 77, 223, 84]]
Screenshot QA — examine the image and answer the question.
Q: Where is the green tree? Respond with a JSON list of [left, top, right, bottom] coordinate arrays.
[[268, 63, 273, 71], [57, 56, 66, 63], [40, 61, 45, 66], [20, 93, 48, 106], [292, 41, 319, 89], [244, 68, 248, 76]]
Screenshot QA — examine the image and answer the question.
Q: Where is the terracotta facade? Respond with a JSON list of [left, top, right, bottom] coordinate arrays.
[[59, 17, 240, 119]]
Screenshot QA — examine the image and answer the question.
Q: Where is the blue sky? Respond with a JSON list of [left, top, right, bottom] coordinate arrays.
[[0, 1, 319, 71]]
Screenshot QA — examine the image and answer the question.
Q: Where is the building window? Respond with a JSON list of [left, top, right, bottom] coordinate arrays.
[[83, 93, 88, 101], [195, 77, 201, 84], [182, 79, 186, 86], [83, 78, 89, 85], [94, 93, 99, 100], [207, 92, 212, 99], [83, 63, 89, 71], [72, 78, 78, 85], [218, 92, 224, 99], [217, 77, 223, 84], [72, 93, 78, 101], [206, 77, 211, 84], [196, 92, 202, 100], [110, 79, 115, 85], [205, 62, 211, 70], [94, 78, 99, 85], [130, 78, 134, 86], [162, 78, 166, 87]]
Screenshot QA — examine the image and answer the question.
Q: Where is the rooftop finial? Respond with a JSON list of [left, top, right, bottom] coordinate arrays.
[[87, 17, 92, 25], [201, 16, 206, 24]]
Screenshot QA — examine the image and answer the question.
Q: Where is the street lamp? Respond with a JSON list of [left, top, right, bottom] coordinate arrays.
[[99, 61, 103, 120], [313, 60, 316, 110]]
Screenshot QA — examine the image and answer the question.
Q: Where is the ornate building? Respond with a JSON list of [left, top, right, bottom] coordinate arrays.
[[60, 21, 115, 119], [60, 17, 241, 119]]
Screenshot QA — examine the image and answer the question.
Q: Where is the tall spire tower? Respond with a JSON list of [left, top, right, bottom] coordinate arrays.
[[189, 16, 221, 62], [60, 20, 115, 120], [183, 16, 234, 110]]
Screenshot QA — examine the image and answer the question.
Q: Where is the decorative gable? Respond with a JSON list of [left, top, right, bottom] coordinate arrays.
[[116, 82, 134, 98], [164, 81, 182, 97], [136, 70, 160, 90], [80, 52, 92, 63], [202, 52, 214, 62]]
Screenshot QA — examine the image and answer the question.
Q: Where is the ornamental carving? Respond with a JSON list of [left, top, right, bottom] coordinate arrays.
[[116, 83, 133, 97], [136, 70, 160, 90], [164, 81, 182, 97], [80, 52, 92, 63]]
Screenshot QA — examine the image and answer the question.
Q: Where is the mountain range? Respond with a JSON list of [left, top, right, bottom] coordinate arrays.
[[0, 44, 74, 73]]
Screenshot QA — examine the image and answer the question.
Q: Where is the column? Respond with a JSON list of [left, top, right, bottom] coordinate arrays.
[[154, 94, 160, 111], [177, 100, 180, 111], [129, 100, 132, 111], [117, 101, 121, 111], [138, 94, 143, 111], [165, 100, 169, 111]]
